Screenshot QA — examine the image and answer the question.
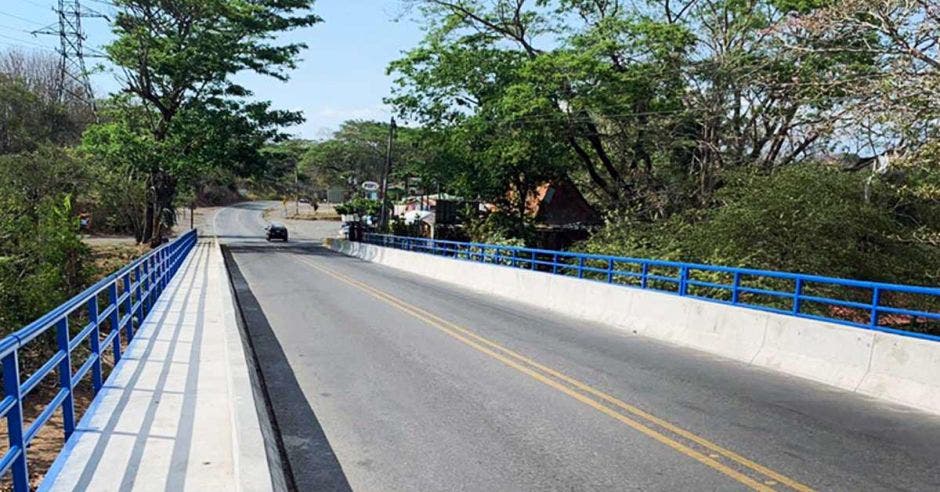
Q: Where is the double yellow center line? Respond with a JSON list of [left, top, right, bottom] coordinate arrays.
[[294, 255, 813, 492]]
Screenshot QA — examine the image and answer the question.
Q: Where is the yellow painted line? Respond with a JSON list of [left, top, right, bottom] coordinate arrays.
[[331, 270, 815, 492], [294, 256, 814, 492]]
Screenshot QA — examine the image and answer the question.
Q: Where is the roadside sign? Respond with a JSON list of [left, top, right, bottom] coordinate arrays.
[[361, 181, 379, 192]]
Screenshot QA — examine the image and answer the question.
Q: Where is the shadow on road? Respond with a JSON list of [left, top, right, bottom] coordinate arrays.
[[222, 245, 351, 492]]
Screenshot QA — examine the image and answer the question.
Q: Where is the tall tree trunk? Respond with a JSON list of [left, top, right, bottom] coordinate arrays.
[[140, 200, 154, 243], [143, 170, 178, 246]]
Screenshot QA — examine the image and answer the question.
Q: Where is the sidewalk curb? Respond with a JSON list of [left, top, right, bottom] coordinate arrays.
[[220, 243, 296, 492]]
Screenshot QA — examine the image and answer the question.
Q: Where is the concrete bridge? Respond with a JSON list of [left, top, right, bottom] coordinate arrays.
[[5, 202, 940, 491]]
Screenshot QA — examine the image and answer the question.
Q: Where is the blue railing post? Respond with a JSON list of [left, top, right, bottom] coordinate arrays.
[[169, 243, 178, 277], [641, 262, 649, 289], [167, 243, 175, 278], [679, 266, 689, 295], [154, 249, 162, 299], [147, 255, 155, 315], [140, 258, 148, 317], [162, 247, 169, 290], [156, 248, 165, 294], [134, 264, 144, 332], [731, 272, 741, 304], [163, 246, 171, 279], [123, 272, 133, 342], [56, 318, 76, 439], [577, 257, 585, 279], [88, 297, 103, 393], [531, 251, 537, 270], [606, 259, 614, 283], [109, 282, 122, 362], [144, 256, 153, 315], [793, 278, 804, 315], [3, 351, 28, 492], [870, 287, 881, 328], [552, 254, 559, 274]]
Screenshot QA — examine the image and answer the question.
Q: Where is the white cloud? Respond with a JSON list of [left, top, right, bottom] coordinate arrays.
[[315, 106, 390, 121]]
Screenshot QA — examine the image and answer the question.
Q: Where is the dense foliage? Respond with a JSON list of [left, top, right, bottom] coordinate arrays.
[[582, 165, 940, 284], [0, 146, 90, 331], [85, 0, 320, 244], [0, 0, 320, 328], [384, 0, 939, 285]]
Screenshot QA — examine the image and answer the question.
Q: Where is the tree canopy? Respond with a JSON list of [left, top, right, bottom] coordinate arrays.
[[87, 0, 320, 244]]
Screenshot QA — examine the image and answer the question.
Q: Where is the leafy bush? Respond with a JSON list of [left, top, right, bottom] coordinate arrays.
[[0, 196, 89, 334], [583, 164, 940, 285], [0, 147, 91, 334], [390, 216, 423, 237], [335, 197, 384, 216], [465, 212, 535, 247]]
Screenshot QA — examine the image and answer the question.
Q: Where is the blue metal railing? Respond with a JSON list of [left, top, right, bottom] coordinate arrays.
[[362, 233, 940, 342], [0, 230, 198, 491]]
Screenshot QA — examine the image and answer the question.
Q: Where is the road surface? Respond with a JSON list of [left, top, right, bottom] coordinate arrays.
[[215, 202, 940, 491]]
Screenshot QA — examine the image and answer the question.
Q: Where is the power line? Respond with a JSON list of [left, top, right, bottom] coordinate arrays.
[[0, 40, 57, 54], [18, 0, 57, 9], [0, 10, 46, 27], [0, 23, 37, 35], [0, 32, 57, 53]]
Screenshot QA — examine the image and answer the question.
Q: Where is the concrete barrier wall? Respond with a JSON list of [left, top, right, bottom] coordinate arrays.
[[327, 239, 940, 414], [858, 334, 940, 414]]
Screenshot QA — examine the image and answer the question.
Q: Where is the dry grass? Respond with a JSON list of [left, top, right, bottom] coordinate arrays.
[[286, 211, 341, 221], [88, 243, 151, 281]]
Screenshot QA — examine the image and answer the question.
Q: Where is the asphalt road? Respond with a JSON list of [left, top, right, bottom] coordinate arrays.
[[216, 202, 940, 491]]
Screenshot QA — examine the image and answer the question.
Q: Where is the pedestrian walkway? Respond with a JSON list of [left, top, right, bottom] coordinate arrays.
[[41, 241, 273, 492]]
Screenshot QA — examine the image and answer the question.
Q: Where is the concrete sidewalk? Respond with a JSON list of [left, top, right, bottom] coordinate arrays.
[[42, 240, 274, 491]]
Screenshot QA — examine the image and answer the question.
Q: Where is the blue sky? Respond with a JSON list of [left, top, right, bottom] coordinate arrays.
[[0, 1, 425, 139]]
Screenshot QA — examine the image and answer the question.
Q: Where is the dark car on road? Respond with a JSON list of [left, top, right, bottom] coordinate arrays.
[[266, 222, 289, 242]]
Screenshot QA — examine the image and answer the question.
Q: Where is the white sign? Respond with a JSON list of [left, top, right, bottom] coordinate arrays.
[[361, 181, 380, 192]]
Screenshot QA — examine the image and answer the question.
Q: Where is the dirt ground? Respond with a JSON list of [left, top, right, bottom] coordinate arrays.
[[171, 206, 223, 237], [265, 201, 340, 221], [264, 202, 342, 242]]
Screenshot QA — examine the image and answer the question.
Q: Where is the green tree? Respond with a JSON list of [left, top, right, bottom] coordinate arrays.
[[391, 0, 696, 216], [0, 147, 90, 332], [584, 165, 940, 284], [99, 0, 320, 244], [0, 75, 87, 154], [256, 139, 313, 198], [391, 0, 874, 220], [301, 120, 398, 191]]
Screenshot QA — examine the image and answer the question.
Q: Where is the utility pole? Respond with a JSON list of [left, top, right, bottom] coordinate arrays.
[[379, 116, 397, 232]]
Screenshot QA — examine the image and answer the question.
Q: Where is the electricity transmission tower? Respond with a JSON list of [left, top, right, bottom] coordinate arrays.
[[34, 0, 107, 116]]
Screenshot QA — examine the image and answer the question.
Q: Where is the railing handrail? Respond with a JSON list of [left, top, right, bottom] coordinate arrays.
[[366, 234, 940, 295], [362, 233, 940, 342], [4, 234, 197, 358], [0, 229, 199, 492]]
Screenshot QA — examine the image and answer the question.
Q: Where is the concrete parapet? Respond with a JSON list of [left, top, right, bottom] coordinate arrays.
[[328, 239, 940, 414]]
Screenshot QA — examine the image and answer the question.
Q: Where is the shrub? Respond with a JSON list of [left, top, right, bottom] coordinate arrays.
[[0, 147, 91, 334], [583, 164, 940, 285]]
